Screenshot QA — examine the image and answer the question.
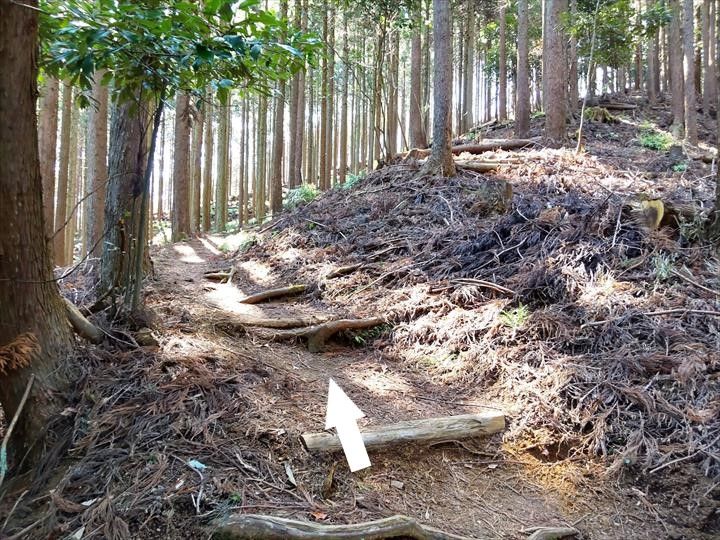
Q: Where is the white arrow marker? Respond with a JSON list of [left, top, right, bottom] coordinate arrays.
[[325, 378, 371, 472]]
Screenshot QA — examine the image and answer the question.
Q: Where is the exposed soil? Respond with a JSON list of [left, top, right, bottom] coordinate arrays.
[[1, 95, 719, 539]]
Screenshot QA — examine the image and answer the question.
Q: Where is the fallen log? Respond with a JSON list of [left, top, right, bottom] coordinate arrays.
[[253, 316, 384, 352], [212, 514, 476, 540], [325, 263, 362, 279], [302, 412, 505, 452], [64, 298, 104, 344], [217, 313, 331, 330], [525, 527, 579, 540], [401, 138, 535, 160], [238, 284, 307, 304], [204, 268, 233, 282], [597, 102, 637, 111]]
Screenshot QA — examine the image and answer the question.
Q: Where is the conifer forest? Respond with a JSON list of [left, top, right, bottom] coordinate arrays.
[[2, 0, 720, 538]]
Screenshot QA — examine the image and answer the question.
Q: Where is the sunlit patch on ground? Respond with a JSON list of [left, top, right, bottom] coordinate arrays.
[[173, 243, 205, 263]]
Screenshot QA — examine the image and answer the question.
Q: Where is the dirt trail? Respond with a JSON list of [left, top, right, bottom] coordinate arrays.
[[143, 235, 697, 540]]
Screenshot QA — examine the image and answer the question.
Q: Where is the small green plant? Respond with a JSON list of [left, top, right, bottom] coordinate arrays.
[[531, 110, 545, 119], [352, 324, 390, 345], [499, 303, 530, 330], [285, 183, 319, 209], [652, 253, 674, 281], [672, 161, 688, 173], [341, 171, 366, 190], [638, 128, 673, 151]]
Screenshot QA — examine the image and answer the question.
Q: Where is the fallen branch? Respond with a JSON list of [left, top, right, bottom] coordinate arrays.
[[211, 514, 476, 540], [302, 412, 505, 452], [401, 139, 535, 160], [239, 284, 307, 304], [597, 102, 637, 111], [204, 268, 233, 282], [325, 263, 362, 279], [252, 316, 384, 352], [524, 526, 579, 540], [64, 298, 104, 344], [217, 313, 331, 330]]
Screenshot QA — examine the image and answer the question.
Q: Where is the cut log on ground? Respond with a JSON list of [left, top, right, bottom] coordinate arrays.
[[302, 412, 505, 452], [64, 298, 104, 344], [252, 316, 384, 352], [401, 139, 535, 160], [238, 284, 307, 304], [525, 526, 579, 540], [597, 102, 637, 111], [204, 268, 233, 282], [211, 514, 476, 540], [217, 313, 331, 330]]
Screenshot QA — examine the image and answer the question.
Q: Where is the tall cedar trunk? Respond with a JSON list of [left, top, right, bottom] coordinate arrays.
[[670, 0, 685, 135], [0, 0, 74, 463], [241, 100, 249, 224], [172, 92, 191, 241], [288, 0, 301, 188], [202, 92, 213, 232], [683, 0, 698, 143], [86, 72, 108, 258], [371, 25, 385, 169], [306, 69, 315, 182], [157, 114, 165, 220], [325, 8, 336, 186], [422, 0, 432, 134], [710, 0, 717, 108], [461, 0, 475, 131], [702, 0, 714, 114], [409, 23, 427, 148], [635, 0, 643, 90], [101, 96, 145, 297], [568, 0, 578, 111], [516, 0, 530, 137], [215, 100, 229, 231], [498, 3, 508, 121], [64, 106, 79, 264], [386, 28, 399, 161], [319, 5, 329, 188], [39, 77, 60, 236], [421, 0, 456, 177], [648, 28, 658, 103], [456, 10, 464, 133], [292, 0, 307, 186], [338, 13, 349, 184], [543, 0, 568, 142], [54, 83, 73, 266], [191, 103, 203, 232], [256, 94, 268, 222], [270, 0, 288, 212]]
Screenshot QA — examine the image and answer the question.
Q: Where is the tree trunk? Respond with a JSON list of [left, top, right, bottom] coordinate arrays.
[[54, 83, 73, 266], [386, 28, 400, 161], [256, 94, 268, 222], [325, 7, 336, 186], [338, 13, 349, 184], [409, 23, 427, 148], [516, 0, 531, 137], [157, 113, 165, 221], [462, 0, 476, 131], [292, 1, 307, 186], [683, 0, 698, 143], [85, 72, 108, 258], [202, 92, 213, 232], [0, 0, 75, 465], [270, 0, 288, 213], [648, 28, 658, 103], [319, 5, 329, 187], [421, 0, 456, 177], [215, 99, 230, 231], [305, 69, 315, 183], [191, 101, 203, 233], [64, 107, 79, 264], [702, 0, 714, 115], [38, 77, 59, 237], [670, 0, 685, 135], [498, 3, 507, 121], [172, 92, 191, 241], [543, 0, 568, 142], [568, 0, 579, 112]]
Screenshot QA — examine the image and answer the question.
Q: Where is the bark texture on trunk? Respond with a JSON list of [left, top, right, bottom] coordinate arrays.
[[516, 0, 530, 137], [191, 103, 203, 233], [172, 92, 191, 241], [683, 0, 698, 143], [86, 72, 108, 258], [670, 0, 685, 135], [498, 4, 507, 121], [39, 77, 59, 236], [202, 92, 213, 232], [543, 0, 568, 142], [420, 0, 456, 177], [0, 0, 74, 464], [270, 0, 288, 213], [409, 27, 427, 148], [54, 83, 73, 266]]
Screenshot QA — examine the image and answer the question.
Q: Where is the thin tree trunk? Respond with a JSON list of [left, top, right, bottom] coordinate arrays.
[[86, 72, 108, 258], [38, 77, 59, 237], [568, 0, 579, 111], [319, 5, 329, 188], [498, 2, 508, 121], [172, 92, 191, 241], [339, 12, 349, 184], [516, 0, 530, 137], [703, 0, 713, 115], [670, 0, 685, 135], [256, 94, 268, 222], [462, 0, 475, 131], [191, 102, 203, 233], [202, 92, 213, 232], [409, 23, 427, 148], [684, 0, 698, 143], [325, 7, 336, 186], [421, 0, 456, 177], [648, 28, 658, 103], [306, 69, 315, 183], [157, 114, 165, 221], [64, 106, 79, 264], [216, 99, 230, 231], [270, 0, 288, 212], [54, 83, 73, 266], [385, 27, 399, 161]]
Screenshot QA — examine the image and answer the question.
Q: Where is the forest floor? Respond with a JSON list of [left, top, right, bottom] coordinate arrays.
[[2, 95, 720, 540]]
